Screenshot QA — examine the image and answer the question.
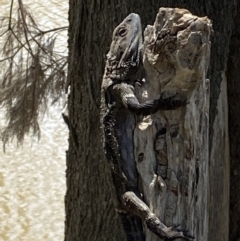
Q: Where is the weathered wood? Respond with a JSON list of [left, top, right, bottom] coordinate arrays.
[[134, 8, 212, 241]]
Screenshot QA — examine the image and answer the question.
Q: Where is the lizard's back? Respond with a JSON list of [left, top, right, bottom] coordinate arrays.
[[101, 81, 139, 195]]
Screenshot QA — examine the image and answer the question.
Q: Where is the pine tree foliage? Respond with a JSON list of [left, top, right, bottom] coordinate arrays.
[[0, 0, 68, 146]]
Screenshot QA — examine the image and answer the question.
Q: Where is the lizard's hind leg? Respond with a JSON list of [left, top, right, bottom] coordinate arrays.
[[121, 191, 194, 241]]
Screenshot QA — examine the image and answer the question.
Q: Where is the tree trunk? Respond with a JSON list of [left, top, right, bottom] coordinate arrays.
[[134, 8, 211, 241], [227, 2, 240, 241], [65, 1, 236, 241]]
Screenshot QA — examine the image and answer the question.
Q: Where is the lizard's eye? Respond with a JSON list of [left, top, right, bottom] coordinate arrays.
[[118, 27, 127, 37]]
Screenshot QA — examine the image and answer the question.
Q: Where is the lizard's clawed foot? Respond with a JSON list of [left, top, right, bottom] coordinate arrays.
[[164, 225, 195, 241], [145, 215, 194, 241], [158, 91, 188, 110]]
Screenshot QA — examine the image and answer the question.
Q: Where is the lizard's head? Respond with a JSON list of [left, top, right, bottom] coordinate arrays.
[[107, 13, 143, 79]]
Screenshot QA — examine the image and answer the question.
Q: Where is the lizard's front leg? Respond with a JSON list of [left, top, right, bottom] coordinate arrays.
[[112, 83, 188, 116], [121, 191, 194, 241]]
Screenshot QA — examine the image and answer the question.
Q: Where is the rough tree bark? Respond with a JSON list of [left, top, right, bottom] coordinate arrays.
[[227, 2, 240, 241], [65, 1, 237, 241], [134, 8, 211, 241]]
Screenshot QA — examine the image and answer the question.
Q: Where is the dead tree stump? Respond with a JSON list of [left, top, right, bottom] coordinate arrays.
[[134, 8, 212, 241]]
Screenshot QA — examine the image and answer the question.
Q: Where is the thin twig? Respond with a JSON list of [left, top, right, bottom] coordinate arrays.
[[38, 26, 68, 36], [18, 0, 33, 55], [0, 29, 10, 37], [8, 0, 14, 30]]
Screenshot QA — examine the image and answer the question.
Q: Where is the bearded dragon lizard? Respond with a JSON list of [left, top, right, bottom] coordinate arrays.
[[101, 13, 194, 241]]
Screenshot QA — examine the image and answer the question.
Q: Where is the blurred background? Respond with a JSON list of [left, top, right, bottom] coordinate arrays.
[[0, 1, 68, 240]]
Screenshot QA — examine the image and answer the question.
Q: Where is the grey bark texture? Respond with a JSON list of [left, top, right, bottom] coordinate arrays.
[[65, 1, 237, 241], [134, 8, 211, 241]]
